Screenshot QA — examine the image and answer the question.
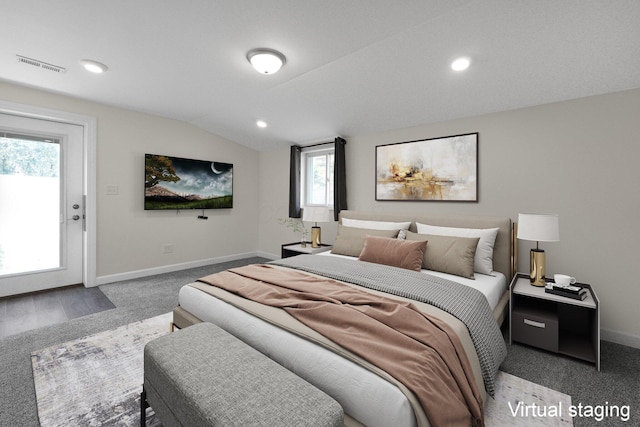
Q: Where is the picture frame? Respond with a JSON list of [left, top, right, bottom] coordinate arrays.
[[375, 132, 478, 202], [144, 154, 233, 210]]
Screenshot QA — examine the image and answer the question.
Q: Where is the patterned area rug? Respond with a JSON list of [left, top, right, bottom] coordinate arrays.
[[31, 312, 171, 427], [485, 371, 573, 426], [31, 313, 572, 426]]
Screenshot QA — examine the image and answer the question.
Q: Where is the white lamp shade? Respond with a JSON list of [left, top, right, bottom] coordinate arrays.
[[517, 213, 560, 242], [302, 206, 332, 223]]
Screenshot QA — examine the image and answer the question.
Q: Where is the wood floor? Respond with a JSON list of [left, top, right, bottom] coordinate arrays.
[[0, 285, 115, 338]]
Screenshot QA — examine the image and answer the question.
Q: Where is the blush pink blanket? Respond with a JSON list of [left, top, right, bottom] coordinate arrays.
[[198, 264, 484, 427]]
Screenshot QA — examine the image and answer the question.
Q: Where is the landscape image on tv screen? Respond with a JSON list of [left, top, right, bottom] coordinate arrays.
[[144, 154, 233, 210]]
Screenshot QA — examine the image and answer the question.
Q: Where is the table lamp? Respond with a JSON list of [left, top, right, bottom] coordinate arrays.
[[517, 213, 560, 286], [302, 206, 332, 248]]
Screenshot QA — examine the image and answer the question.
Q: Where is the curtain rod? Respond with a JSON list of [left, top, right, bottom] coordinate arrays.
[[301, 141, 333, 149], [298, 137, 346, 149]]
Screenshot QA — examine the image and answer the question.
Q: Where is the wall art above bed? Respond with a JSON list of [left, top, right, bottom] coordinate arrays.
[[375, 132, 478, 202]]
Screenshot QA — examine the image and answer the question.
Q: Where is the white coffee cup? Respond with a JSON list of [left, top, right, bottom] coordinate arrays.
[[554, 274, 576, 287]]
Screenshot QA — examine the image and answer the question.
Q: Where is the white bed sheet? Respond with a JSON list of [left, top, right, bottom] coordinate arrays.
[[179, 284, 416, 427], [317, 251, 507, 311]]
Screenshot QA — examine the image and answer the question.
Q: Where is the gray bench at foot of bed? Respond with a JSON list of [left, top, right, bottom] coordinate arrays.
[[141, 322, 344, 427]]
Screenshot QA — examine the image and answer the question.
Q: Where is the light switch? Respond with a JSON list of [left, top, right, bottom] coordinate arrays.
[[106, 185, 119, 195]]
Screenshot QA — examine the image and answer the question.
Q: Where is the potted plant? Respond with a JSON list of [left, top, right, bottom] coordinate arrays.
[[278, 217, 309, 247]]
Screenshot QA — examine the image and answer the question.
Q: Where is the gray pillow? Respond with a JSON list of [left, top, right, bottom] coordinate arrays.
[[331, 225, 399, 257], [405, 231, 480, 279], [415, 223, 498, 275]]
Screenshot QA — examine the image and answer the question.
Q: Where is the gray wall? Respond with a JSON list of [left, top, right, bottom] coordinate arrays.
[[0, 81, 260, 281], [258, 88, 640, 347]]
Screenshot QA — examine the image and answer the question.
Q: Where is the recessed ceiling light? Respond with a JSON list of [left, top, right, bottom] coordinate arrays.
[[80, 59, 108, 74], [451, 57, 470, 72], [247, 48, 286, 75], [256, 120, 267, 128]]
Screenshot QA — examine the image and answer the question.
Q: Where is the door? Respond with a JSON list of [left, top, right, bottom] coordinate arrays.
[[0, 113, 84, 297]]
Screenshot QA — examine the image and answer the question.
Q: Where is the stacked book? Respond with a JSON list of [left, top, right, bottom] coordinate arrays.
[[545, 283, 588, 300]]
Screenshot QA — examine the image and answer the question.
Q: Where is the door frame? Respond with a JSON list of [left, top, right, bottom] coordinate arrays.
[[0, 100, 97, 288]]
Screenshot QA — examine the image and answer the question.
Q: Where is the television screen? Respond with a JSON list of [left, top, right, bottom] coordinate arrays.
[[144, 154, 233, 210]]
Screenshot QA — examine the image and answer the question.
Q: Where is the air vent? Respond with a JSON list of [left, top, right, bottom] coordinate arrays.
[[16, 55, 66, 73]]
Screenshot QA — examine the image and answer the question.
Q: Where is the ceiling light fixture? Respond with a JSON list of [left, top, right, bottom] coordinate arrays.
[[256, 120, 267, 128], [451, 57, 470, 71], [80, 59, 108, 74], [247, 48, 286, 75]]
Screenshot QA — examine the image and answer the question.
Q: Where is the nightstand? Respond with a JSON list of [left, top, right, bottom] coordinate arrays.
[[509, 273, 600, 370], [281, 242, 333, 258]]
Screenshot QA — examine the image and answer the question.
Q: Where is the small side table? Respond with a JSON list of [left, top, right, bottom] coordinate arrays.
[[281, 242, 332, 258], [509, 273, 600, 370]]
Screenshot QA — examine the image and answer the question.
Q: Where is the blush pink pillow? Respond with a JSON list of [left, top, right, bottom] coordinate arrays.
[[358, 235, 427, 272]]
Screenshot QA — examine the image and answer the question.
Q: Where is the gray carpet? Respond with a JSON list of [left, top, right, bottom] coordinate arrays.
[[0, 256, 267, 427], [501, 330, 639, 426], [1, 256, 638, 426]]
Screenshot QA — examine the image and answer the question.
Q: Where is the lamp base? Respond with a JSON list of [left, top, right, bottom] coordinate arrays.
[[311, 226, 321, 248], [529, 249, 546, 286]]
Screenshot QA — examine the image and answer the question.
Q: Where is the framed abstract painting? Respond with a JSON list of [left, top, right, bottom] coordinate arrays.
[[375, 133, 478, 202]]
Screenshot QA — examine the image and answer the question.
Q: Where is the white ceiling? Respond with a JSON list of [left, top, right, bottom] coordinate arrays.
[[1, 0, 639, 151]]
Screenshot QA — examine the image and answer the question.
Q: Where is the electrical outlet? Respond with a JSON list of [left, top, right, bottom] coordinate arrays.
[[162, 244, 174, 254]]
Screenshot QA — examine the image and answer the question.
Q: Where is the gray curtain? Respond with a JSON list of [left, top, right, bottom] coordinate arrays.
[[288, 145, 302, 218], [333, 137, 347, 221]]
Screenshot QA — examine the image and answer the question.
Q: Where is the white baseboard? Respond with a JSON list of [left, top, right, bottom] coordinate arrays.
[[95, 251, 264, 286], [257, 251, 279, 261], [601, 328, 640, 350]]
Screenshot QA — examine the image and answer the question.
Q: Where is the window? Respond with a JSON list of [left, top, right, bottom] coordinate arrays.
[[302, 148, 334, 207]]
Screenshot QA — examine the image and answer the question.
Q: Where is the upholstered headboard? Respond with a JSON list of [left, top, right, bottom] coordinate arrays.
[[338, 210, 513, 279]]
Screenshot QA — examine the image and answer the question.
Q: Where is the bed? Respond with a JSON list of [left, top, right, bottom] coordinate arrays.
[[173, 210, 514, 427]]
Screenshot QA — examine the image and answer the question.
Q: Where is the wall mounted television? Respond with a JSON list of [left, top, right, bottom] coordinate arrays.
[[144, 153, 233, 210]]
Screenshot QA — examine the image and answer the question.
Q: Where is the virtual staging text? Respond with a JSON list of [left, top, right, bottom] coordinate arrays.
[[509, 401, 631, 422]]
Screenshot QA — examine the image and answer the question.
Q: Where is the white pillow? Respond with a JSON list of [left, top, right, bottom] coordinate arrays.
[[342, 218, 411, 231], [416, 223, 499, 275]]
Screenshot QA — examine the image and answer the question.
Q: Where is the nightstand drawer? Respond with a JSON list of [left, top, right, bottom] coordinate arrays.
[[512, 306, 559, 352]]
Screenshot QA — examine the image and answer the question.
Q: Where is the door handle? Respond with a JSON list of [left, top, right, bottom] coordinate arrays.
[[72, 215, 80, 221]]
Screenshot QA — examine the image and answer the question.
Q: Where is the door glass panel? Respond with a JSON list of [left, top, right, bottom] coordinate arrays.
[[0, 133, 61, 276]]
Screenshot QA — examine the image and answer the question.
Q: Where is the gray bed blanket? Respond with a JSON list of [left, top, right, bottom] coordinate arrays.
[[271, 254, 507, 396]]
